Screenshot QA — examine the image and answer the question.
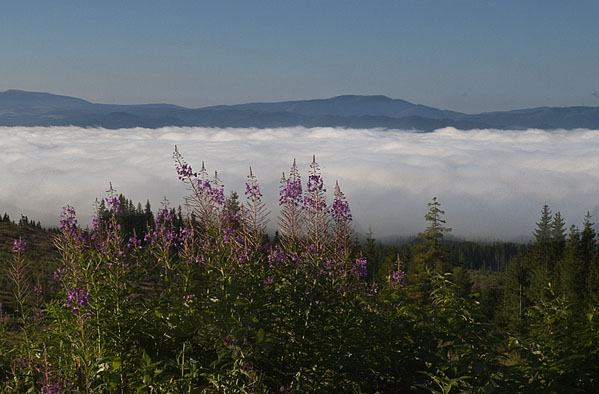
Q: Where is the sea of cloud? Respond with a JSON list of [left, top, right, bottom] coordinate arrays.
[[1, 126, 598, 240]]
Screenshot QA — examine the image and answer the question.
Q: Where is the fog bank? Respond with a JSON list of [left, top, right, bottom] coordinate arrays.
[[1, 126, 598, 240]]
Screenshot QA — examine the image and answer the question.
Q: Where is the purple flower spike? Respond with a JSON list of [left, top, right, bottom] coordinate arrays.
[[66, 287, 91, 313], [127, 236, 142, 250], [59, 205, 77, 231], [390, 270, 406, 288], [350, 257, 368, 279], [176, 163, 197, 180], [332, 182, 352, 222], [34, 284, 43, 296], [12, 238, 26, 253], [106, 196, 121, 213], [279, 177, 303, 206]]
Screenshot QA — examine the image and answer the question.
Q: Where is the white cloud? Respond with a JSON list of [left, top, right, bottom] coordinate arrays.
[[1, 126, 598, 240]]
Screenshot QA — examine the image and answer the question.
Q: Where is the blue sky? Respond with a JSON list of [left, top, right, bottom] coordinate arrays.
[[1, 1, 598, 112]]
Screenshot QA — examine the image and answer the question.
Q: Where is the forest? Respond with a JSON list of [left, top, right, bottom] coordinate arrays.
[[0, 148, 598, 393]]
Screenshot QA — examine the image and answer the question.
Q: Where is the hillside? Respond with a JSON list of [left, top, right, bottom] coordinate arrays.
[[2, 90, 599, 130]]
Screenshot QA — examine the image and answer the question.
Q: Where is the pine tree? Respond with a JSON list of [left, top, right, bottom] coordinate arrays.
[[363, 228, 380, 281], [580, 213, 596, 266], [580, 213, 597, 304], [413, 197, 452, 273], [534, 205, 553, 244], [144, 200, 154, 227], [556, 225, 582, 303], [452, 266, 473, 298], [501, 254, 531, 330], [528, 205, 555, 303], [224, 191, 241, 230], [551, 211, 567, 263]]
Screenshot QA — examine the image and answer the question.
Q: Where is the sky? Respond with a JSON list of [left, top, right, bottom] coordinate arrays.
[[1, 126, 598, 241], [1, 1, 599, 113]]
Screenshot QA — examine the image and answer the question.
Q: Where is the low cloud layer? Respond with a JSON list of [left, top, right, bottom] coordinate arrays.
[[1, 126, 598, 240]]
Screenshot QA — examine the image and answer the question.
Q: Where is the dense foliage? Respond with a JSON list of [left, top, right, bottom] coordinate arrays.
[[1, 149, 598, 393]]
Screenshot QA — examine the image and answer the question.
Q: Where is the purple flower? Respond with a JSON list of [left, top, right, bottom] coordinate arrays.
[[307, 174, 324, 193], [304, 174, 328, 210], [91, 214, 102, 231], [190, 255, 204, 265], [279, 178, 303, 206], [197, 179, 226, 207], [350, 257, 368, 279], [176, 163, 197, 180], [245, 180, 262, 198], [223, 227, 236, 243], [34, 284, 43, 296], [41, 384, 61, 394], [390, 270, 406, 288], [267, 247, 287, 265], [127, 236, 142, 250], [331, 199, 351, 221], [331, 182, 352, 223], [148, 208, 182, 246], [184, 294, 195, 302], [66, 287, 90, 313], [12, 238, 26, 253], [53, 268, 66, 281], [106, 196, 121, 213], [367, 284, 379, 297], [59, 205, 77, 231], [156, 208, 173, 224]]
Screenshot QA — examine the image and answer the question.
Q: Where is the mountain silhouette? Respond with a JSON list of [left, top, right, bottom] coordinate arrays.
[[1, 89, 598, 131]]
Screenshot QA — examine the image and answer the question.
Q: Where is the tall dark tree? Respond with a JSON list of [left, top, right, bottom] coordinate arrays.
[[534, 205, 553, 244], [556, 226, 579, 301], [579, 213, 596, 268], [580, 213, 598, 304], [363, 228, 381, 281], [529, 205, 556, 303], [551, 211, 567, 263], [144, 200, 154, 226], [413, 197, 452, 273]]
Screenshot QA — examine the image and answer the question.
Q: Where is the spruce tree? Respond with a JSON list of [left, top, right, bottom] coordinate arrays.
[[551, 211, 567, 264], [556, 225, 582, 303], [580, 213, 598, 304], [534, 205, 553, 244], [501, 254, 531, 331], [144, 200, 154, 227], [363, 228, 380, 281], [413, 197, 452, 273], [529, 205, 555, 303]]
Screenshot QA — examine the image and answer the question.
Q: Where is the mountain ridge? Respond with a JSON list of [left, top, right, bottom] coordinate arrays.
[[1, 89, 598, 131]]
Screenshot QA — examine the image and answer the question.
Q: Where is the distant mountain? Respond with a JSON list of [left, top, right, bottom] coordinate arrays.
[[471, 106, 599, 129], [203, 94, 467, 120], [0, 89, 92, 110], [1, 89, 598, 131]]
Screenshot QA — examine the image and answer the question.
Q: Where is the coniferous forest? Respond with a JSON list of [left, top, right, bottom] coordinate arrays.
[[1, 148, 598, 393]]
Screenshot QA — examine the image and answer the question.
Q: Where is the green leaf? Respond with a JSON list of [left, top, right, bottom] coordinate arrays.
[[111, 358, 122, 370], [256, 328, 265, 344]]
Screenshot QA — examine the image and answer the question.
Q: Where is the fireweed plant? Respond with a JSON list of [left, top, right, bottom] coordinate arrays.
[[1, 146, 575, 393]]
